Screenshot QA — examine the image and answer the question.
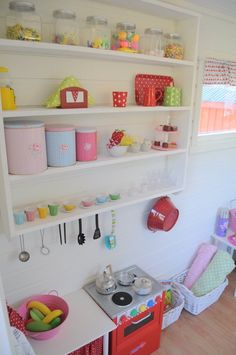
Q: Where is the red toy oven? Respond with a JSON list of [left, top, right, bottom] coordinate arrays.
[[83, 265, 165, 355], [110, 294, 164, 355]]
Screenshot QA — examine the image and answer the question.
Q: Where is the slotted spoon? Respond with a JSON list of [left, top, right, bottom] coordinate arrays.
[[78, 219, 86, 245]]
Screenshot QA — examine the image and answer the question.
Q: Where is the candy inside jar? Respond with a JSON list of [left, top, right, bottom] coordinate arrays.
[[53, 9, 79, 45], [164, 33, 184, 60], [111, 22, 140, 53], [6, 1, 42, 41], [81, 16, 110, 49]]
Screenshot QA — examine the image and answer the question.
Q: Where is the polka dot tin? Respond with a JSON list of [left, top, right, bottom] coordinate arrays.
[[112, 91, 128, 107]]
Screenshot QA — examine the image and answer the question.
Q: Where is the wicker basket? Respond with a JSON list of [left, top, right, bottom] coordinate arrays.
[[172, 270, 228, 315], [162, 286, 185, 329]]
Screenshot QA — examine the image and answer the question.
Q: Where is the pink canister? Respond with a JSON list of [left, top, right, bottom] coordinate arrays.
[[4, 120, 47, 175], [76, 127, 97, 161]]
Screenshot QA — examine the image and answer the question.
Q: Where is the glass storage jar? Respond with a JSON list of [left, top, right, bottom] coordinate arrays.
[[164, 33, 184, 60], [53, 9, 79, 45], [6, 1, 41, 41], [82, 16, 110, 49], [139, 28, 164, 56], [111, 22, 140, 53]]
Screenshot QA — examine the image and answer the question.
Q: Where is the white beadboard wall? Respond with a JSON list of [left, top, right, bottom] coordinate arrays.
[[0, 0, 236, 307]]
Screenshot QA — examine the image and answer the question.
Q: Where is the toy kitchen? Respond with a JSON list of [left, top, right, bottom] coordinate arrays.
[[84, 264, 165, 355]]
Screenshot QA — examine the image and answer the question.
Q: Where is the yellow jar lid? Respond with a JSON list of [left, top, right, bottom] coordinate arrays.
[[0, 67, 9, 73]]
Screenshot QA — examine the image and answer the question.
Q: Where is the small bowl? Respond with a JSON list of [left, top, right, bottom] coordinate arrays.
[[108, 145, 128, 157], [96, 194, 109, 204], [109, 193, 121, 201], [63, 201, 76, 212], [81, 197, 95, 208]]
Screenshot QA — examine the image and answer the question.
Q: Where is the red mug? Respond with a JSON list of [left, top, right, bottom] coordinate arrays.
[[143, 87, 163, 106]]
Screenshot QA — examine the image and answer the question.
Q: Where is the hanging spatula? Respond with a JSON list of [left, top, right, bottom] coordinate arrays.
[[93, 214, 101, 239]]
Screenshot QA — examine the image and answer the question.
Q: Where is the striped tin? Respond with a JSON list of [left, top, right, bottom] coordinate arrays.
[[45, 124, 76, 167], [4, 120, 47, 175]]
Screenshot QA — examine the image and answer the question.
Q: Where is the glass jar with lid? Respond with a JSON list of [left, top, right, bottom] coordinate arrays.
[[81, 16, 110, 49], [6, 1, 41, 41], [53, 9, 79, 45], [111, 22, 140, 53], [139, 28, 164, 56], [164, 33, 184, 60]]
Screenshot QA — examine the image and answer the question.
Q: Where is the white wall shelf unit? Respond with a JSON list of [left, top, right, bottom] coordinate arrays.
[[0, 0, 200, 238], [3, 105, 192, 118]]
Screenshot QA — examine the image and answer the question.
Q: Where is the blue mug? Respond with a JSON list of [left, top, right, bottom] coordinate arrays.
[[14, 211, 25, 225]]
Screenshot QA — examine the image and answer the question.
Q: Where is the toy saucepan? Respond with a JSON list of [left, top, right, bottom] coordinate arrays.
[[147, 196, 179, 232]]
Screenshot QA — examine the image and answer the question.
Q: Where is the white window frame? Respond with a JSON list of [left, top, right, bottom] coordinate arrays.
[[191, 56, 236, 154]]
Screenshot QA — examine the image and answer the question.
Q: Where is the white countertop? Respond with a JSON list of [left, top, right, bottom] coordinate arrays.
[[28, 289, 116, 355]]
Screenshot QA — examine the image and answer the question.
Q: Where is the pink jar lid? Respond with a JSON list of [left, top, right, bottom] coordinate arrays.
[[75, 127, 97, 133], [46, 124, 75, 132], [4, 120, 44, 129]]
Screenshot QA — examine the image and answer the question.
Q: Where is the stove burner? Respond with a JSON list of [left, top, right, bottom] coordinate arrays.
[[112, 292, 133, 306]]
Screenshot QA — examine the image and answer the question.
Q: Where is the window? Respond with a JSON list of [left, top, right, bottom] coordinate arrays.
[[199, 58, 236, 135]]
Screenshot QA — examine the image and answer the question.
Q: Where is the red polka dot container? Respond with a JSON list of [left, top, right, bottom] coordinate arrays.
[[112, 91, 128, 107]]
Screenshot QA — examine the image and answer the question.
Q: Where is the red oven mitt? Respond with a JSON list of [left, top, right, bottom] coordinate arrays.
[[68, 337, 103, 355], [7, 305, 26, 335]]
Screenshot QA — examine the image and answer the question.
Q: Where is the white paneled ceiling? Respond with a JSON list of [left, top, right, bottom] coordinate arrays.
[[187, 0, 236, 17]]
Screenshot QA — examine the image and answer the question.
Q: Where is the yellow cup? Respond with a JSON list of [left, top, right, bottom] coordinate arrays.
[[0, 87, 16, 110], [37, 206, 48, 219]]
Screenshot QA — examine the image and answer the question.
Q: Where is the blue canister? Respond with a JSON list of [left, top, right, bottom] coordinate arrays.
[[45, 124, 76, 167]]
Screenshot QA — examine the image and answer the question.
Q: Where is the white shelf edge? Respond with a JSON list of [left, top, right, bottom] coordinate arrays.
[[0, 39, 194, 67], [9, 149, 187, 183], [13, 185, 184, 236], [212, 233, 236, 249], [2, 105, 192, 118]]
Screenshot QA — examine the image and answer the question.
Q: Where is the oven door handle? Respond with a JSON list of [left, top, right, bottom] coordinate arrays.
[[131, 312, 152, 325]]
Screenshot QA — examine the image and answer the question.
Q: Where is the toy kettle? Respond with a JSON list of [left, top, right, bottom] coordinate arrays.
[[95, 264, 117, 295]]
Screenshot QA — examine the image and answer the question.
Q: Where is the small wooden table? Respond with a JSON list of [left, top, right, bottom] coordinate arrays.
[[28, 289, 116, 355]]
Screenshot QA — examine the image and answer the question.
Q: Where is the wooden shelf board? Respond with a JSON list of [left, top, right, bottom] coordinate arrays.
[[2, 105, 192, 118], [0, 39, 194, 67], [13, 185, 184, 236], [9, 149, 187, 183]]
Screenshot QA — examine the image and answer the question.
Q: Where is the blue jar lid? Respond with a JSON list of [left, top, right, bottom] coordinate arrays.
[[4, 120, 44, 129]]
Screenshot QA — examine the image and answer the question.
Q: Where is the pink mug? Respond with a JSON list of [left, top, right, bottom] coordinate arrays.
[[143, 87, 163, 106]]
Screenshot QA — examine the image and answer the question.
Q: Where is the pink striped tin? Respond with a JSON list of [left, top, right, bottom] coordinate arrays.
[[4, 120, 47, 175], [76, 127, 97, 161]]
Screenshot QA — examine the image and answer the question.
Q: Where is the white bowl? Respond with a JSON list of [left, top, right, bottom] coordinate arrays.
[[108, 146, 128, 157]]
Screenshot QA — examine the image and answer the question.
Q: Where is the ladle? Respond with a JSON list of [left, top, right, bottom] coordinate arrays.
[[40, 229, 50, 255], [18, 234, 30, 262]]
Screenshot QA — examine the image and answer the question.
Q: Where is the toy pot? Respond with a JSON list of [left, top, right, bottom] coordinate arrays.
[[147, 196, 179, 232]]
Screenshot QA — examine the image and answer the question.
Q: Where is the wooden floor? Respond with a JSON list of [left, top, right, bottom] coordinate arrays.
[[152, 270, 236, 355]]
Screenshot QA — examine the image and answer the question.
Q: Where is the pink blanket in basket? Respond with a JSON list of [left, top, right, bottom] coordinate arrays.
[[183, 243, 217, 289]]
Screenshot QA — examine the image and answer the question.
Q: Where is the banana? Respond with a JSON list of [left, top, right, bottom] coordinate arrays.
[[43, 309, 63, 324], [27, 300, 51, 316]]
